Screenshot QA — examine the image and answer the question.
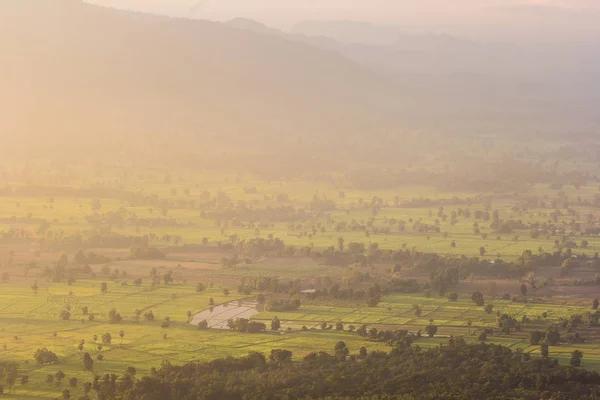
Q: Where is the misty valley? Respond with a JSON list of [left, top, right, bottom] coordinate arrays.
[[1, 1, 600, 399]]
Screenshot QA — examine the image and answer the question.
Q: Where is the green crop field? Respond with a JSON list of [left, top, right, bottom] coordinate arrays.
[[1, 277, 600, 399], [2, 153, 600, 398], [0, 281, 395, 399]]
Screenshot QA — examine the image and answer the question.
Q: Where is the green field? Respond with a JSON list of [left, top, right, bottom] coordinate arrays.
[[2, 175, 600, 260], [1, 277, 599, 399], [2, 162, 600, 398]]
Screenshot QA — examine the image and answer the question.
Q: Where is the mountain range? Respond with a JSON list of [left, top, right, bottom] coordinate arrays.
[[0, 0, 597, 165]]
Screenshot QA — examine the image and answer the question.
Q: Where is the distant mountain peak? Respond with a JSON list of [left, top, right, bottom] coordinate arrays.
[[226, 17, 277, 35]]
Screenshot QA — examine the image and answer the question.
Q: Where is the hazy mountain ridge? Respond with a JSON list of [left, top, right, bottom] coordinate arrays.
[[0, 0, 397, 155], [0, 0, 597, 166], [231, 18, 600, 136]]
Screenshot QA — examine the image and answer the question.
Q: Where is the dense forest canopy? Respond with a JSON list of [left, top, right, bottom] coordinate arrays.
[[77, 342, 600, 399]]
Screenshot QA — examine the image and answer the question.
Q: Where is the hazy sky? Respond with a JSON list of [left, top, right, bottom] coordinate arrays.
[[88, 0, 600, 41]]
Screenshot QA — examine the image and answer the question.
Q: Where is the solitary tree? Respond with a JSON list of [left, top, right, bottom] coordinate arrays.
[[337, 237, 344, 252], [520, 284, 528, 296], [271, 316, 281, 331], [425, 324, 438, 338], [570, 350, 583, 367], [60, 309, 71, 321], [545, 328, 561, 346], [197, 320, 208, 329], [82, 353, 94, 371], [541, 343, 549, 357], [269, 349, 292, 364], [359, 347, 368, 358], [334, 341, 349, 358], [471, 292, 485, 306], [102, 332, 112, 345], [529, 330, 544, 345], [55, 370, 65, 383], [593, 298, 599, 310], [100, 282, 108, 294]]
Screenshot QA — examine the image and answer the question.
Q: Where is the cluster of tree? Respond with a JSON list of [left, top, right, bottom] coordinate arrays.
[[79, 341, 600, 399], [396, 197, 476, 208], [0, 361, 18, 393], [265, 299, 300, 312], [346, 156, 586, 192], [355, 326, 419, 348], [38, 252, 87, 283], [41, 233, 152, 251], [73, 250, 111, 265], [315, 246, 565, 280], [86, 210, 181, 229], [0, 185, 170, 208], [558, 313, 596, 331], [209, 205, 310, 223], [226, 318, 266, 333], [33, 348, 59, 365], [108, 308, 123, 324], [238, 276, 301, 295], [302, 281, 385, 305], [309, 197, 336, 212], [128, 245, 166, 260]]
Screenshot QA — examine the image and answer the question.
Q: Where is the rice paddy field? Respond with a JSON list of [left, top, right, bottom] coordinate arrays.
[[3, 168, 600, 398], [1, 277, 600, 399], [1, 167, 600, 261]]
